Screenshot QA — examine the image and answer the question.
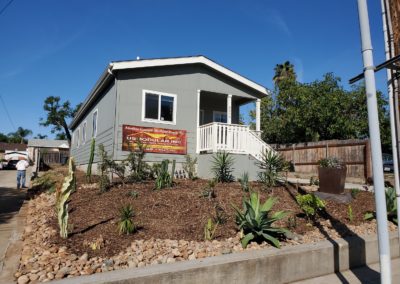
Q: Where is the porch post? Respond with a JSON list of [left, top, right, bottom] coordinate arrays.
[[256, 99, 261, 132], [227, 94, 232, 124], [196, 90, 201, 153]]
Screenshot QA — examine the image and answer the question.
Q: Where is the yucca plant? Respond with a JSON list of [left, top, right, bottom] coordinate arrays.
[[118, 205, 136, 235], [238, 172, 250, 192], [211, 151, 234, 182], [154, 160, 173, 190], [57, 158, 76, 239], [257, 150, 288, 189], [232, 192, 289, 248]]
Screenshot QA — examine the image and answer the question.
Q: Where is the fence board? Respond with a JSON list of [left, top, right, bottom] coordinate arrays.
[[272, 139, 372, 182]]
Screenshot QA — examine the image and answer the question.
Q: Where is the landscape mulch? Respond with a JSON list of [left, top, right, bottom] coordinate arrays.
[[48, 176, 376, 258]]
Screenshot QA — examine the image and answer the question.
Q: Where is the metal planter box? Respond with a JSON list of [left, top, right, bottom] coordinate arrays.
[[318, 166, 347, 194]]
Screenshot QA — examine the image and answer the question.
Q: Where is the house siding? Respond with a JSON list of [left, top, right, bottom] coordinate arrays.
[[113, 64, 262, 163], [70, 81, 117, 165]]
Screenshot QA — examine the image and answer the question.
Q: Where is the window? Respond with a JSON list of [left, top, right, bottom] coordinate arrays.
[[200, 109, 205, 125], [142, 90, 177, 124], [76, 128, 80, 148], [213, 111, 227, 123], [82, 121, 87, 144], [92, 110, 98, 137]]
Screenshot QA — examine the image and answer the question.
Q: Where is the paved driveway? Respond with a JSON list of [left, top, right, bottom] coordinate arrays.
[[0, 169, 27, 274]]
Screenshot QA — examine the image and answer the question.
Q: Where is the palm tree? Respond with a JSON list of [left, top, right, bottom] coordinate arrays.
[[273, 61, 296, 85], [8, 127, 32, 144]]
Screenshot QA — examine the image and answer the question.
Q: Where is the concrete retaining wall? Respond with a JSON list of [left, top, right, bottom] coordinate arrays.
[[53, 232, 399, 284]]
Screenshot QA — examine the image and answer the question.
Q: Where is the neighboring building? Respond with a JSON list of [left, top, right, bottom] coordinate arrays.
[[70, 56, 274, 180], [0, 142, 27, 160], [27, 139, 70, 171]]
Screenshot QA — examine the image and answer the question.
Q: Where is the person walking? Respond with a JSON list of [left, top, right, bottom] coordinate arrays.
[[16, 159, 29, 189]]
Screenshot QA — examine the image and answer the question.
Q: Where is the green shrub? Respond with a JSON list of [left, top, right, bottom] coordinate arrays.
[[97, 144, 111, 192], [232, 192, 289, 248], [211, 151, 234, 182], [86, 138, 96, 183], [32, 173, 57, 193], [204, 218, 218, 241], [309, 176, 319, 186], [238, 172, 250, 192], [365, 187, 398, 225], [296, 194, 325, 220], [257, 150, 288, 189], [200, 179, 216, 199], [125, 138, 149, 182], [154, 160, 173, 190], [350, 188, 360, 199], [183, 155, 197, 180], [118, 205, 136, 235], [318, 157, 345, 169]]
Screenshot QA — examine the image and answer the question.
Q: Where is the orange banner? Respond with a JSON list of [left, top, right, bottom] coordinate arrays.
[[122, 125, 187, 154]]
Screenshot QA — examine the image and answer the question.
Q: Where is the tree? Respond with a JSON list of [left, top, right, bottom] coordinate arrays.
[[0, 132, 9, 142], [55, 133, 67, 140], [273, 61, 296, 86], [40, 96, 81, 145], [252, 69, 391, 152], [34, 134, 48, 139], [8, 127, 32, 144]]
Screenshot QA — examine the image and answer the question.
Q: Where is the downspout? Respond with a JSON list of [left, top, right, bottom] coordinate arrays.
[[381, 0, 400, 251], [106, 63, 117, 161]]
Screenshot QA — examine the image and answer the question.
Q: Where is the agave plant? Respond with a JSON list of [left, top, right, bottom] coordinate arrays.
[[154, 160, 174, 190], [118, 205, 136, 235], [211, 151, 234, 182], [232, 192, 289, 248]]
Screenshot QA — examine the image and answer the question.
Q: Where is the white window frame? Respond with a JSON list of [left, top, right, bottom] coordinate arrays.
[[76, 128, 80, 148], [82, 121, 87, 144], [213, 111, 227, 123], [142, 89, 177, 125], [92, 109, 98, 138]]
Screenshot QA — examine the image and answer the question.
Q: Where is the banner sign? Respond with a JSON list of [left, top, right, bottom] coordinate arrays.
[[122, 125, 187, 154]]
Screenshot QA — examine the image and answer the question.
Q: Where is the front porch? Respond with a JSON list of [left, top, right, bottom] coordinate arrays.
[[195, 90, 271, 161]]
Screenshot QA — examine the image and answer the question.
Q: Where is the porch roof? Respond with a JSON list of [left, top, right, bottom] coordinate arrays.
[[70, 55, 269, 129]]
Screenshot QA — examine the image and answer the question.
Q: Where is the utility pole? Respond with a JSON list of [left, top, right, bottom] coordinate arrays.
[[381, 0, 400, 254], [357, 0, 392, 283]]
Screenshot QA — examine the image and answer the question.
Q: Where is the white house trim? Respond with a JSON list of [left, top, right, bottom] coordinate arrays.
[[82, 120, 87, 145], [227, 94, 232, 124], [111, 56, 268, 95], [141, 89, 177, 125]]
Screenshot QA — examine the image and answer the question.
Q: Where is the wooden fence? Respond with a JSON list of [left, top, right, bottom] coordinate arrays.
[[272, 139, 372, 182]]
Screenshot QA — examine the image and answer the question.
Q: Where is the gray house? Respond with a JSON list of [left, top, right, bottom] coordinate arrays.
[[70, 56, 273, 180]]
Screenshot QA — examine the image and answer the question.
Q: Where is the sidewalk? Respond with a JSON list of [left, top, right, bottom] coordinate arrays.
[[292, 258, 400, 283], [287, 177, 373, 191]]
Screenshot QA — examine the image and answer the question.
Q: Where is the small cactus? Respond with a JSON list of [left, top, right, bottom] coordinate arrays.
[[57, 158, 76, 239]]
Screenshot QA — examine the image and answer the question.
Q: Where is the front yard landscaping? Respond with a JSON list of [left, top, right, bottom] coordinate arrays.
[[14, 150, 398, 283]]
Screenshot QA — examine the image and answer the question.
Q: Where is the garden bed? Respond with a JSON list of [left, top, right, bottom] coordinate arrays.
[[15, 170, 397, 283]]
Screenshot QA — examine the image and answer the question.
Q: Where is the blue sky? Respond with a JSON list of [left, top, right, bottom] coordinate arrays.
[[0, 0, 388, 138]]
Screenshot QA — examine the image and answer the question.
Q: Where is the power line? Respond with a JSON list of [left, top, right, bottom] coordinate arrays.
[[0, 0, 14, 17], [0, 94, 16, 131]]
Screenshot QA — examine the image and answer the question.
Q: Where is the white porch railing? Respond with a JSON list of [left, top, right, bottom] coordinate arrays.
[[197, 122, 274, 161]]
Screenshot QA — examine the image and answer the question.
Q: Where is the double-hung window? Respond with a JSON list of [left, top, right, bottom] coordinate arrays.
[[92, 110, 98, 138], [142, 90, 177, 124], [82, 121, 87, 144]]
